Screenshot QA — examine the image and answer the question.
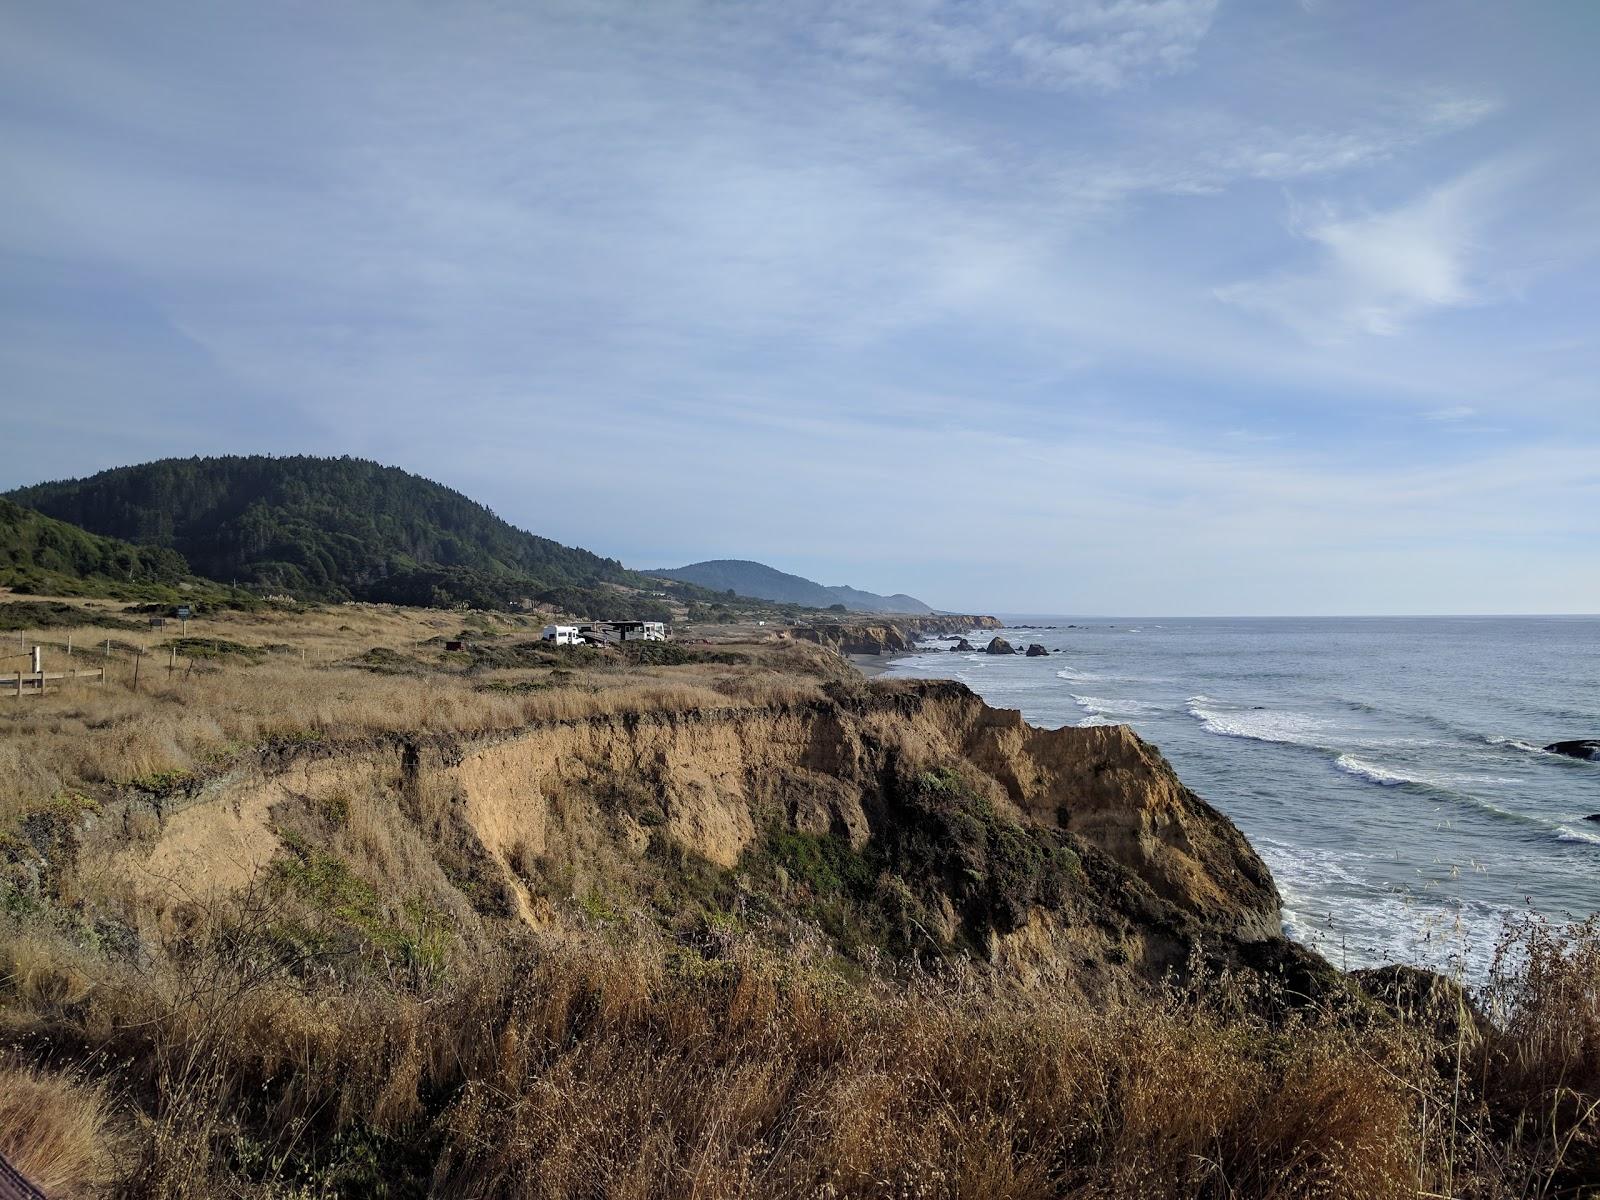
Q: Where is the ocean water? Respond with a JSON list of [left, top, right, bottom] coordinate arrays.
[[882, 617, 1600, 978]]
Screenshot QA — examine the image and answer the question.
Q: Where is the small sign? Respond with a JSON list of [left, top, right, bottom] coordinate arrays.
[[175, 606, 192, 619], [149, 618, 166, 629]]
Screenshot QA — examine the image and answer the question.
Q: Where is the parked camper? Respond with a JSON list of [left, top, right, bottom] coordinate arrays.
[[599, 620, 666, 643], [541, 624, 581, 646]]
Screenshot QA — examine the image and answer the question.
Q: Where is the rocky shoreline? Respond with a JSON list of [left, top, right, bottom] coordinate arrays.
[[790, 612, 1000, 657]]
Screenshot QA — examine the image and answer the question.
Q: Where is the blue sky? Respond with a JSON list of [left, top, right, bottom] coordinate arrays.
[[3, 1, 1597, 615]]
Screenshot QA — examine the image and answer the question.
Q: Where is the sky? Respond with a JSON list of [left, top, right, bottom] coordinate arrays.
[[2, 1, 1597, 615]]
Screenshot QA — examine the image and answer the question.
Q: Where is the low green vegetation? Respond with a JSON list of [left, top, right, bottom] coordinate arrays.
[[121, 768, 198, 797], [344, 645, 428, 674], [885, 768, 1080, 937], [270, 842, 450, 982], [0, 497, 189, 592], [617, 641, 748, 666], [0, 498, 254, 606], [0, 601, 144, 633], [626, 768, 1083, 967], [161, 636, 268, 663]]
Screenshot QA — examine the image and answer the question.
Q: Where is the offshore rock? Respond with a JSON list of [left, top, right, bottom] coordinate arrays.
[[1026, 644, 1049, 657], [985, 637, 1015, 655], [1546, 739, 1600, 762]]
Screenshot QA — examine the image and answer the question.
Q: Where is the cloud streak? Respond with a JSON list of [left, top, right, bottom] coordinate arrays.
[[1215, 162, 1521, 340]]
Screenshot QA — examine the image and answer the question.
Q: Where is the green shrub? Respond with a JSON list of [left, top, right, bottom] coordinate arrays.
[[884, 768, 1080, 939], [163, 637, 266, 663]]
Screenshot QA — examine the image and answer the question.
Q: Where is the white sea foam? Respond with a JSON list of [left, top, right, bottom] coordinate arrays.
[[1185, 696, 1328, 747], [1557, 824, 1600, 846], [1255, 837, 1367, 890], [1334, 754, 1520, 792], [1334, 754, 1415, 787], [1074, 715, 1121, 728], [1484, 735, 1552, 757], [1256, 838, 1505, 978], [1071, 694, 1162, 718], [1054, 666, 1107, 682]]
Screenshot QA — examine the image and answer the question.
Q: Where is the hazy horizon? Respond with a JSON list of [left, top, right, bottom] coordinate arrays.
[[4, 2, 1597, 615]]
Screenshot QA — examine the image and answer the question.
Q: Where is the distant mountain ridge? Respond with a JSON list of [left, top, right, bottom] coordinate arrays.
[[647, 559, 933, 614], [5, 455, 647, 606]]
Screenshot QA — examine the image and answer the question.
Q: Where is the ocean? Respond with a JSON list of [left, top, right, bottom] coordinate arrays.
[[882, 616, 1600, 979]]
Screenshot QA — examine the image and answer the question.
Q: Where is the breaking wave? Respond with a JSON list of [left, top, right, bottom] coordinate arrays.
[[1484, 735, 1552, 757], [1185, 696, 1330, 748], [1333, 754, 1417, 787], [1070, 694, 1163, 719], [1054, 666, 1108, 682]]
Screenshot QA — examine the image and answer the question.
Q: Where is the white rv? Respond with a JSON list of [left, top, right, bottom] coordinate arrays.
[[541, 624, 581, 646], [600, 620, 666, 643]]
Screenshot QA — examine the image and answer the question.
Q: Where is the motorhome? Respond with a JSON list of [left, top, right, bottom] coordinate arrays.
[[596, 620, 666, 643], [618, 620, 666, 642], [540, 624, 581, 646]]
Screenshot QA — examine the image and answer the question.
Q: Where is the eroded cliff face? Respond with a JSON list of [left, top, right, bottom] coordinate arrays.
[[86, 679, 1291, 999], [792, 614, 1000, 656]]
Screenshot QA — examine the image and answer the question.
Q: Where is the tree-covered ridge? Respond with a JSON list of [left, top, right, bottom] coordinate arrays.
[[0, 497, 195, 598], [6, 455, 640, 601]]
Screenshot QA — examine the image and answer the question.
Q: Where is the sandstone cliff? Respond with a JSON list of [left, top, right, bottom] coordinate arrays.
[[86, 678, 1298, 1001]]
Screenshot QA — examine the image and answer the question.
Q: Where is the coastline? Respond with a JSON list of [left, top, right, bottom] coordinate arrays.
[[848, 650, 913, 678]]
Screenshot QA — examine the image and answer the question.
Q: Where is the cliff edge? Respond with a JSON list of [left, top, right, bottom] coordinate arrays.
[[84, 676, 1296, 1003]]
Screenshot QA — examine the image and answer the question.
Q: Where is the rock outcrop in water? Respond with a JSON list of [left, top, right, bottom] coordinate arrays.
[[986, 637, 1015, 655], [1026, 643, 1049, 657], [1546, 739, 1600, 762]]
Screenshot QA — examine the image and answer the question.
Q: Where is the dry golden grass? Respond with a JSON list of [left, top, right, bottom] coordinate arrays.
[[6, 898, 1596, 1199], [0, 598, 840, 827], [0, 898, 1427, 1200], [5, 599, 1599, 1197], [0, 1060, 115, 1197]]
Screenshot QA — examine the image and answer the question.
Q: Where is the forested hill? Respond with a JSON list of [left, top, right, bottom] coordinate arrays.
[[6, 456, 637, 603], [0, 497, 218, 601], [649, 559, 933, 614]]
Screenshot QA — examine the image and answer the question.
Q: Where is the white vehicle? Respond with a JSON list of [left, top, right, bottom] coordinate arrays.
[[541, 624, 581, 646], [601, 620, 666, 643]]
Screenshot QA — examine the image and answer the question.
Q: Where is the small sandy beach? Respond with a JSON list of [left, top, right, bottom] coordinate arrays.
[[849, 651, 914, 678]]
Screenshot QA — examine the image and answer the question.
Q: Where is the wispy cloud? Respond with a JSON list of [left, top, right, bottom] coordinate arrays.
[[1215, 162, 1520, 340], [803, 0, 1220, 91], [2, 1, 1596, 612]]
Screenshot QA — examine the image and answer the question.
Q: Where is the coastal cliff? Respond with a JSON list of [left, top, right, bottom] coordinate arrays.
[[90, 677, 1288, 1001], [791, 613, 1000, 656], [6, 599, 1588, 1198]]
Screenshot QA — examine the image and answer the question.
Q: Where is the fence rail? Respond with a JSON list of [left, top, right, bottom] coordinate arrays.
[[7, 667, 106, 697]]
